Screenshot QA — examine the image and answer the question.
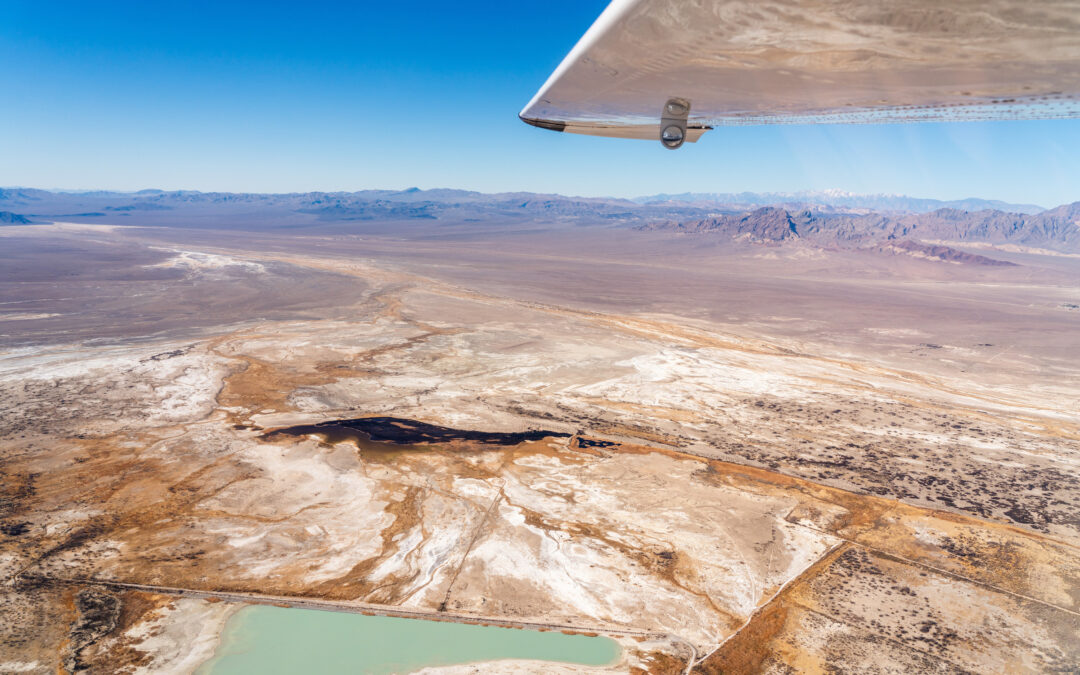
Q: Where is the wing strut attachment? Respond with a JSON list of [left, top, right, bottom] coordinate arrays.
[[660, 98, 691, 149]]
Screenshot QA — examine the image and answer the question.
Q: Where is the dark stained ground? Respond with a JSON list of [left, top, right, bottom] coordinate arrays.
[[264, 416, 570, 446]]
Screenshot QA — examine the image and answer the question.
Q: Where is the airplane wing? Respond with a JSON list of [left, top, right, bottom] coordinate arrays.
[[520, 0, 1080, 148]]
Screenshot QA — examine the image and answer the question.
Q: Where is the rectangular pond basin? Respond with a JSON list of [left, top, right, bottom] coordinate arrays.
[[197, 605, 623, 674]]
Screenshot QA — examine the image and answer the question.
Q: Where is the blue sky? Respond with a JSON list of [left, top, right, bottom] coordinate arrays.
[[1, 1, 1078, 206]]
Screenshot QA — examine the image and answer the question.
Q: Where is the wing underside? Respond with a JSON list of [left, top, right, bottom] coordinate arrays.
[[521, 0, 1080, 143]]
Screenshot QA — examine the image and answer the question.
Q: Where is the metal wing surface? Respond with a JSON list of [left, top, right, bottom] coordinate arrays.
[[520, 0, 1080, 146]]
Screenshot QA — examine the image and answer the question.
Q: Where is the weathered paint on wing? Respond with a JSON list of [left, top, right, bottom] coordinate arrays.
[[521, 0, 1080, 141]]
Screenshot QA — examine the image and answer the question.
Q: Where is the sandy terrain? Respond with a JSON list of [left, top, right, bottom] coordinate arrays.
[[1, 223, 1077, 673]]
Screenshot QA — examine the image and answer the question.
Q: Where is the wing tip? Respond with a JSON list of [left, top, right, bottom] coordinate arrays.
[[519, 115, 567, 133]]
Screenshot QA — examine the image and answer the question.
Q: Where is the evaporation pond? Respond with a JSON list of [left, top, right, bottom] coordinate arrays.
[[197, 605, 622, 674]]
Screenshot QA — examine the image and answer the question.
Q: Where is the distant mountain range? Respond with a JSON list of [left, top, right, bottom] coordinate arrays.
[[640, 204, 1080, 259], [633, 190, 1047, 215], [0, 187, 1051, 216], [0, 187, 658, 226], [2, 188, 1078, 259]]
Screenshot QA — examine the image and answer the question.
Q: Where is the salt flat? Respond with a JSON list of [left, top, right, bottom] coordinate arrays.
[[1, 222, 1077, 673]]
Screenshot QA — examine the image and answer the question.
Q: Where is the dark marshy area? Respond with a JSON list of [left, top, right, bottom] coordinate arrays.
[[262, 416, 570, 448]]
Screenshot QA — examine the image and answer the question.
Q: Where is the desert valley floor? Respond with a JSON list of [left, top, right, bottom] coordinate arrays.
[[1, 218, 1079, 673]]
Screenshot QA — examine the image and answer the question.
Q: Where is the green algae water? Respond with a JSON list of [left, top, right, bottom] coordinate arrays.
[[197, 605, 622, 674]]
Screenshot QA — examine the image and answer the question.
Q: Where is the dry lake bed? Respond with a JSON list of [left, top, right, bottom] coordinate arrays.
[[2, 219, 1078, 673]]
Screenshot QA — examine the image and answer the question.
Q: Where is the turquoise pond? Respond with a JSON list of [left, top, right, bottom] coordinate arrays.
[[196, 605, 622, 674]]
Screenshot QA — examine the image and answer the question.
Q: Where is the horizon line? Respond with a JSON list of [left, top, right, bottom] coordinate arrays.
[[0, 184, 1058, 210]]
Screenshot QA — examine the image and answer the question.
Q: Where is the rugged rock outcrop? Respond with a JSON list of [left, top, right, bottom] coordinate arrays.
[[643, 202, 1080, 254], [0, 211, 32, 224]]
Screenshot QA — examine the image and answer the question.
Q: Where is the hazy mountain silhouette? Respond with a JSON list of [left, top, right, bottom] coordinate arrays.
[[633, 190, 1046, 214], [2, 188, 1077, 257]]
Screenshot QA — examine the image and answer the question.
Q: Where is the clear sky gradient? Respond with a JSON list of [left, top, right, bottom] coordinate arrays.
[[2, 0, 1078, 206]]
